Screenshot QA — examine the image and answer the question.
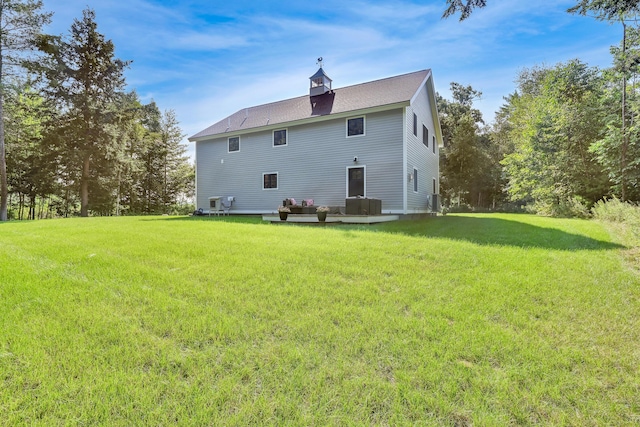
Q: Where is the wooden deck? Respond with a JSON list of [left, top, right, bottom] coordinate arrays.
[[262, 214, 400, 224]]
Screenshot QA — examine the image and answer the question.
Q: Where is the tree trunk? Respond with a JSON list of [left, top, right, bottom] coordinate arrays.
[[81, 155, 90, 217]]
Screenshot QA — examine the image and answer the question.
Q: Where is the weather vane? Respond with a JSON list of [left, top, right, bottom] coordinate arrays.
[[317, 57, 323, 68]]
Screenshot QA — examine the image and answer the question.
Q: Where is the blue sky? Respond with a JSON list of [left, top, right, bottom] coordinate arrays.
[[45, 0, 623, 156]]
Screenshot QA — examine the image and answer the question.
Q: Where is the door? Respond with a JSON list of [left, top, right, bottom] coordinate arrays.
[[347, 166, 365, 197]]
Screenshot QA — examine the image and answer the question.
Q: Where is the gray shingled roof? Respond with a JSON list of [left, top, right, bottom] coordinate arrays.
[[189, 69, 430, 141]]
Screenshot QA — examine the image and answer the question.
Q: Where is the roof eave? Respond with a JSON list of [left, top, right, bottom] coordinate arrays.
[[188, 101, 411, 142]]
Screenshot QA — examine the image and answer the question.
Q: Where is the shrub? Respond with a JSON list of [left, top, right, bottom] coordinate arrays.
[[592, 197, 640, 241]]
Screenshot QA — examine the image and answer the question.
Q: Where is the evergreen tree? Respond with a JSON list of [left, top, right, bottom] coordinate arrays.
[[32, 8, 130, 216], [0, 0, 51, 221]]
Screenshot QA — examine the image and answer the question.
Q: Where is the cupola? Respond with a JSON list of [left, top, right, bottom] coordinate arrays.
[[309, 58, 332, 97]]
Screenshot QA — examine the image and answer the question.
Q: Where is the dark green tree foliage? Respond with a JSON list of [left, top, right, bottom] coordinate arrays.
[[4, 82, 57, 219], [33, 8, 130, 216], [444, 0, 640, 20], [110, 97, 193, 215], [438, 83, 505, 208], [591, 27, 640, 201], [569, 0, 640, 19], [442, 0, 487, 21], [0, 0, 51, 221], [501, 60, 610, 215]]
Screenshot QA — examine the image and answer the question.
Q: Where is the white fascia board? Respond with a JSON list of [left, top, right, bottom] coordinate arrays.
[[188, 101, 410, 143], [409, 70, 444, 148], [402, 107, 408, 215]]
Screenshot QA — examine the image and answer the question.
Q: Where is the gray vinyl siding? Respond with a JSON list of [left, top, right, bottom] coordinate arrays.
[[195, 109, 405, 213], [405, 81, 439, 213]]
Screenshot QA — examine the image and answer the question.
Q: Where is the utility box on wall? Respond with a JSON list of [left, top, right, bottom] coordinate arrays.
[[346, 198, 381, 215]]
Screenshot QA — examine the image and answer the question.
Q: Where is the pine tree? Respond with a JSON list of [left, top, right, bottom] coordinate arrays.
[[0, 0, 51, 221], [33, 8, 130, 216]]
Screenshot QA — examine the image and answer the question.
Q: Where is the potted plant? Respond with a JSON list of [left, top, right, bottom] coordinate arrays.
[[316, 206, 330, 222], [278, 205, 290, 221]]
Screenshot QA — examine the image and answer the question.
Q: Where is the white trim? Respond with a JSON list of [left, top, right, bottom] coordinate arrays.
[[410, 70, 431, 105], [194, 155, 198, 209], [412, 112, 418, 137], [262, 171, 279, 190], [402, 108, 408, 214], [422, 123, 429, 148], [346, 116, 366, 138], [272, 128, 288, 147], [228, 136, 240, 153], [346, 165, 366, 198], [188, 102, 408, 142]]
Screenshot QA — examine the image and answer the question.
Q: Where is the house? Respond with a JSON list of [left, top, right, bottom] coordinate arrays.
[[188, 66, 443, 215]]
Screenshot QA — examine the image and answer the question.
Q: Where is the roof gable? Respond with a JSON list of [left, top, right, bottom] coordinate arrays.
[[189, 69, 430, 141]]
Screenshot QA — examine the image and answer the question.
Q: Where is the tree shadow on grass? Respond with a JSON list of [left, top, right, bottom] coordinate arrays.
[[368, 215, 625, 251], [146, 214, 624, 251], [142, 215, 265, 224]]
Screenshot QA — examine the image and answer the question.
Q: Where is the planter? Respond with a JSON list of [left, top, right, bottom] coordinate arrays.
[[279, 212, 288, 221], [317, 211, 327, 222]]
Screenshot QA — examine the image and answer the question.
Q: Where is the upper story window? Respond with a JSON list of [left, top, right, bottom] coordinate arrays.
[[433, 136, 436, 153], [347, 116, 365, 137], [273, 129, 287, 147], [228, 136, 240, 152], [413, 113, 417, 136], [423, 125, 429, 147], [263, 172, 278, 189]]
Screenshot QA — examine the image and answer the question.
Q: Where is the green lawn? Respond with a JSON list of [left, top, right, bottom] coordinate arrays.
[[1, 214, 638, 426]]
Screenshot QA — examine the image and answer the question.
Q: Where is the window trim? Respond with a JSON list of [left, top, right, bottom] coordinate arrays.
[[432, 135, 436, 154], [413, 113, 417, 136], [346, 116, 366, 138], [422, 124, 429, 148], [273, 128, 288, 147], [413, 167, 418, 193], [262, 172, 279, 190], [228, 136, 240, 153]]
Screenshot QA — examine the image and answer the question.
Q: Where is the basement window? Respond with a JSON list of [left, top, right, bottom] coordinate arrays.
[[263, 172, 278, 190]]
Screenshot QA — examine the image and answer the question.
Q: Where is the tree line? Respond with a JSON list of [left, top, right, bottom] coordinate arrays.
[[439, 0, 640, 215], [0, 2, 194, 221]]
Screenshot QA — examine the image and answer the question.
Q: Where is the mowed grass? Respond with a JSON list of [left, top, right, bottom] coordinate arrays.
[[0, 214, 638, 426]]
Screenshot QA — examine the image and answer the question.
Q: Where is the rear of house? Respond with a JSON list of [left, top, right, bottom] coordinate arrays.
[[189, 67, 442, 215]]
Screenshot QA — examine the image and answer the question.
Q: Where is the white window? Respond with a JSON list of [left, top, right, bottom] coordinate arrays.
[[228, 136, 240, 152], [263, 172, 278, 190], [273, 129, 287, 147], [423, 125, 429, 147], [346, 116, 365, 137]]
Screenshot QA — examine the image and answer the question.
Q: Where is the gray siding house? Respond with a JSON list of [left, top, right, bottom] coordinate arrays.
[[189, 68, 443, 215]]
